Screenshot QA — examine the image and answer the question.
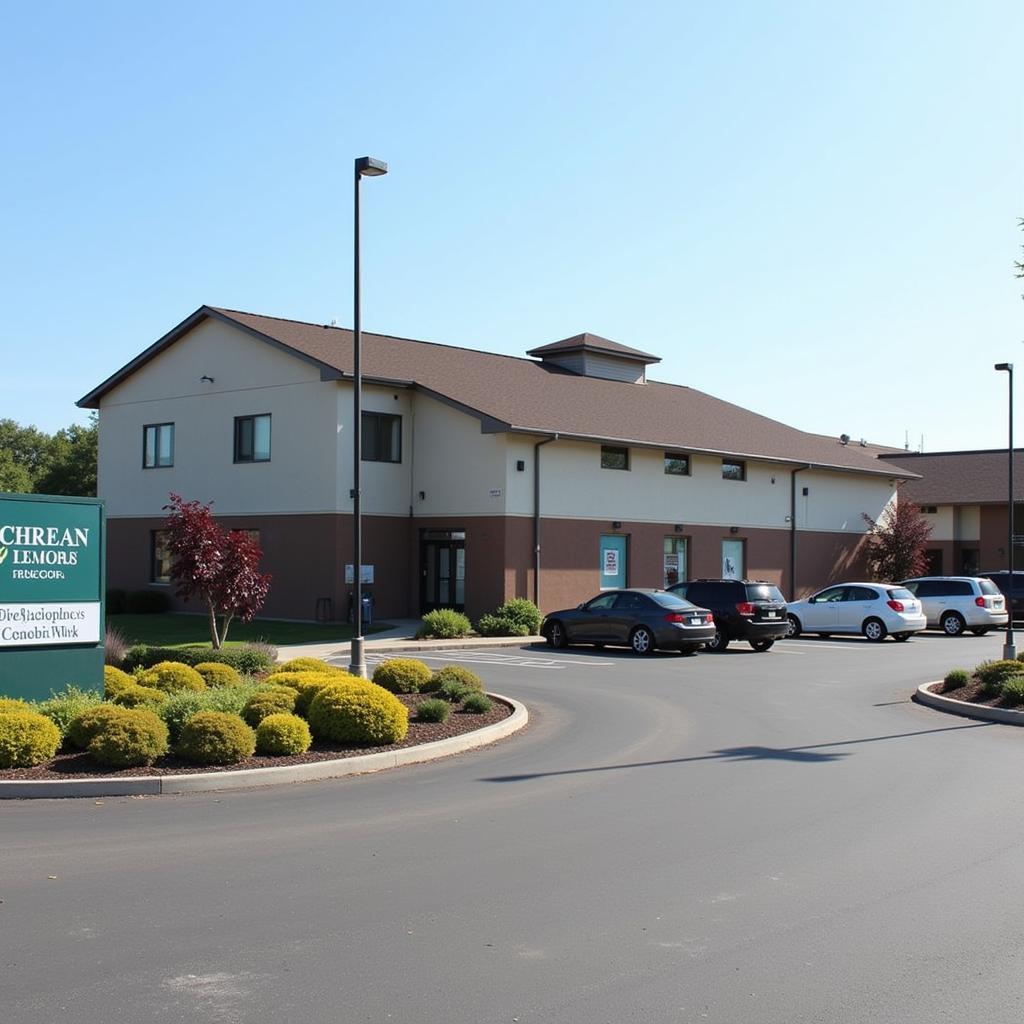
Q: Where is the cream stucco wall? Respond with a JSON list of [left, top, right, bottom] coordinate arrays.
[[921, 506, 955, 542], [955, 505, 981, 542]]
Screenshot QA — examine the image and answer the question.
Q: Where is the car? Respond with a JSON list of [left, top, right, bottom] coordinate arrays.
[[541, 588, 716, 655], [785, 583, 925, 641], [899, 576, 1007, 636], [978, 571, 1024, 622], [668, 578, 789, 652]]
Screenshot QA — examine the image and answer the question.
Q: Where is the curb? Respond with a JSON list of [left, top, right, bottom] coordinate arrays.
[[0, 693, 528, 800], [352, 637, 546, 657], [914, 681, 1024, 725]]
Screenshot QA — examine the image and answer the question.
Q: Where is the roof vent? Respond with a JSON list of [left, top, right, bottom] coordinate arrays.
[[527, 333, 661, 384]]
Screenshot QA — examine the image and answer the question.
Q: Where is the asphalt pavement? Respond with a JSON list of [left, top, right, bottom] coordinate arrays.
[[4, 632, 1024, 1023]]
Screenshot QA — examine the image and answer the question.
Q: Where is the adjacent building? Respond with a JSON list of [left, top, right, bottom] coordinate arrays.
[[79, 306, 917, 621]]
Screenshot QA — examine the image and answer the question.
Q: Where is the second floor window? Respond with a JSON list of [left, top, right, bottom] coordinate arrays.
[[362, 412, 402, 463], [143, 423, 174, 468], [234, 414, 271, 463]]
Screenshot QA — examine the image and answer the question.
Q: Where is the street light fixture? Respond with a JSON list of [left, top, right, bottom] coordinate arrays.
[[995, 362, 1015, 659], [349, 155, 388, 678]]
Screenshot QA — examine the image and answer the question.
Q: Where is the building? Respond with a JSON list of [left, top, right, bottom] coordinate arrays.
[[79, 306, 916, 621], [880, 449, 1024, 575]]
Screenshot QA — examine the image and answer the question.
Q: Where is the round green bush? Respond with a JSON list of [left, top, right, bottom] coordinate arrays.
[[176, 711, 256, 764], [67, 704, 136, 750], [87, 708, 168, 767], [193, 662, 243, 688], [137, 661, 207, 693], [267, 670, 359, 715], [373, 658, 433, 694], [495, 598, 542, 635], [462, 692, 493, 714], [255, 713, 312, 755], [415, 698, 451, 723], [104, 665, 136, 699], [976, 659, 1022, 696], [155, 684, 261, 744], [0, 709, 62, 768], [475, 614, 529, 637], [307, 681, 408, 745], [111, 683, 167, 709], [430, 665, 484, 700], [241, 687, 297, 727], [417, 608, 472, 639], [942, 668, 971, 693], [275, 657, 339, 674], [1002, 676, 1024, 705]]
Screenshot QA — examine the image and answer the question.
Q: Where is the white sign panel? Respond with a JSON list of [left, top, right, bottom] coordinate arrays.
[[344, 564, 375, 584], [602, 548, 619, 577], [0, 602, 101, 647]]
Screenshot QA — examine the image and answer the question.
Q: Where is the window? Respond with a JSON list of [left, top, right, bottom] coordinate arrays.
[[143, 423, 174, 468], [921, 506, 938, 514], [234, 414, 271, 463], [601, 445, 629, 470], [586, 593, 619, 611], [722, 459, 746, 481], [663, 536, 687, 587], [362, 411, 402, 463], [150, 530, 171, 584], [664, 452, 690, 476]]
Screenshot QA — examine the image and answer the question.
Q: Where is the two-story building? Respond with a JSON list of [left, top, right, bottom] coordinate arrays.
[[79, 306, 916, 621]]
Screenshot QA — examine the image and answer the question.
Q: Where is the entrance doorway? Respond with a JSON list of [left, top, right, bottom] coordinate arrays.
[[420, 529, 466, 612]]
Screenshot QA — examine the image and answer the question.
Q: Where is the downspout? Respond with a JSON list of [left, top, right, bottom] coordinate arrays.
[[534, 434, 558, 608], [790, 465, 812, 600]]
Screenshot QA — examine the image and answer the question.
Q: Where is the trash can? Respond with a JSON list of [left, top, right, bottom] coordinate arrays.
[[361, 591, 374, 627]]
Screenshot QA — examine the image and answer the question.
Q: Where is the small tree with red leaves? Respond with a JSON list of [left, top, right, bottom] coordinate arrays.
[[163, 494, 272, 648], [862, 497, 933, 582]]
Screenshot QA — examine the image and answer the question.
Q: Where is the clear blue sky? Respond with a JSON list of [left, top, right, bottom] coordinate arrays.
[[1, 1, 1020, 451]]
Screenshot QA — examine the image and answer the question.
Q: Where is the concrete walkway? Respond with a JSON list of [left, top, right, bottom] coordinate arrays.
[[275, 619, 545, 663]]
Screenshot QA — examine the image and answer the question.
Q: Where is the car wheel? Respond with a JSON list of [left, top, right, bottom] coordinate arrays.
[[547, 621, 567, 649], [750, 638, 775, 652], [970, 628, 990, 636], [941, 612, 966, 637], [706, 627, 729, 653], [630, 626, 655, 655], [785, 614, 802, 638], [862, 617, 887, 642], [892, 632, 911, 642]]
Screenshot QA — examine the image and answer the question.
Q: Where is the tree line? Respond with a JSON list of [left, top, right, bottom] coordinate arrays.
[[0, 415, 98, 497]]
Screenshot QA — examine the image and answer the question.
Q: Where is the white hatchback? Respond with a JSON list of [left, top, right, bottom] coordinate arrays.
[[786, 583, 926, 642], [899, 576, 1008, 636]]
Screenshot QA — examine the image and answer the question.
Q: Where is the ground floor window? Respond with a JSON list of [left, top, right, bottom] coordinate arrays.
[[150, 530, 171, 583], [663, 536, 687, 587], [924, 549, 943, 575], [721, 538, 744, 580], [961, 549, 980, 575]]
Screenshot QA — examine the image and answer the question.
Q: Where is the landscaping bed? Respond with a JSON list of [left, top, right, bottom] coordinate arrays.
[[0, 692, 512, 780], [926, 658, 1024, 710]]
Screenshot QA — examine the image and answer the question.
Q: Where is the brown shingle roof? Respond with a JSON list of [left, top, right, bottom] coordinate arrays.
[[526, 333, 660, 363], [78, 306, 915, 479], [882, 450, 1024, 504]]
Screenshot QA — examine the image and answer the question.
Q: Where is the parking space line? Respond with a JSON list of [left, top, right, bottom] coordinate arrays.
[[356, 649, 616, 671]]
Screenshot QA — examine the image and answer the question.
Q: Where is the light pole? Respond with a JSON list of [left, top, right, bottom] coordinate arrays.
[[996, 362, 1015, 659], [349, 155, 388, 678]]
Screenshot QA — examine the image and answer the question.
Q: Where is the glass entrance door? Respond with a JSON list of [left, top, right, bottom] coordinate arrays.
[[420, 530, 466, 612]]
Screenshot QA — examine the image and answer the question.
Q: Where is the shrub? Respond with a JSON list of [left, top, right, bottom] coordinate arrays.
[[157, 684, 262, 743], [1002, 676, 1024, 706], [0, 710, 62, 768], [494, 598, 542, 635], [275, 657, 339, 674], [976, 660, 1022, 696], [112, 683, 167, 710], [104, 665, 137, 700], [942, 668, 971, 693], [373, 658, 432, 694], [121, 642, 277, 674], [67, 704, 135, 750], [430, 665, 484, 700], [136, 661, 207, 693], [104, 623, 130, 666], [106, 588, 128, 615], [226, 642, 278, 674], [35, 685, 104, 737], [417, 608, 472, 639], [241, 688, 297, 727], [177, 711, 256, 764], [125, 589, 172, 613], [255, 713, 312, 756], [193, 662, 243, 688], [415, 698, 451, 723], [0, 697, 30, 713], [462, 692, 493, 714], [475, 614, 529, 637], [87, 708, 168, 767], [267, 670, 357, 715], [307, 681, 408, 745]]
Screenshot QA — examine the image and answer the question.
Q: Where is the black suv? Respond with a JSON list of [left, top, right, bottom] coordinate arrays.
[[668, 579, 789, 652]]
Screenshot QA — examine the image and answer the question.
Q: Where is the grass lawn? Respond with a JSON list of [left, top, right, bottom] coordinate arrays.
[[109, 614, 393, 648]]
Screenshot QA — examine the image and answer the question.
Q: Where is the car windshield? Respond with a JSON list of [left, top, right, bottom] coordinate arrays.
[[648, 592, 694, 610], [745, 584, 785, 602], [887, 587, 915, 601], [979, 579, 1001, 596]]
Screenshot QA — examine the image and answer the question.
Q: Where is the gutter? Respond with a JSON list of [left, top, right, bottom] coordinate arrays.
[[534, 434, 559, 608], [790, 465, 812, 600]]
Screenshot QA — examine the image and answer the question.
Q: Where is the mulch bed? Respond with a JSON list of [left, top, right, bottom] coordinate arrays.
[[927, 679, 1020, 709], [0, 693, 512, 781]]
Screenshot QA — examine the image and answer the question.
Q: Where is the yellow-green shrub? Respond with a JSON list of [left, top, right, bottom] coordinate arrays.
[[176, 711, 256, 764], [0, 709, 62, 768], [255, 713, 312, 755], [307, 681, 408, 745], [111, 683, 167, 709], [87, 708, 168, 767], [137, 661, 206, 693], [268, 670, 362, 715], [241, 687, 297, 727], [372, 658, 432, 694], [0, 697, 30, 713], [274, 657, 340, 674], [67, 704, 135, 750], [429, 665, 484, 698], [104, 665, 136, 700], [193, 662, 243, 688]]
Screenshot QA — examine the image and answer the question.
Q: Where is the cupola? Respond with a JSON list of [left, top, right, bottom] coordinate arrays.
[[527, 333, 660, 383]]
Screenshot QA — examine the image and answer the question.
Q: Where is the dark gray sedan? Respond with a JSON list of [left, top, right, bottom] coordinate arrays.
[[541, 588, 716, 655]]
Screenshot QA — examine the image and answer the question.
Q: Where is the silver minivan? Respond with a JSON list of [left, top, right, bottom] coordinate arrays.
[[899, 576, 1008, 636]]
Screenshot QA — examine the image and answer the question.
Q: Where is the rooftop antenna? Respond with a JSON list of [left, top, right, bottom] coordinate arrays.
[[920, 434, 924, 453], [905, 430, 910, 451]]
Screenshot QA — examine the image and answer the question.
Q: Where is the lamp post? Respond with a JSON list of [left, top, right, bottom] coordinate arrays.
[[349, 156, 388, 678], [995, 362, 1015, 659]]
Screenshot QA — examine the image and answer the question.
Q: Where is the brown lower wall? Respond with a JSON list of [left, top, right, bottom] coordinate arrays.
[[107, 514, 876, 622]]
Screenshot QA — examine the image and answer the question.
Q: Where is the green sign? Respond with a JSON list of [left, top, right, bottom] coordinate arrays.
[[0, 494, 105, 701]]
